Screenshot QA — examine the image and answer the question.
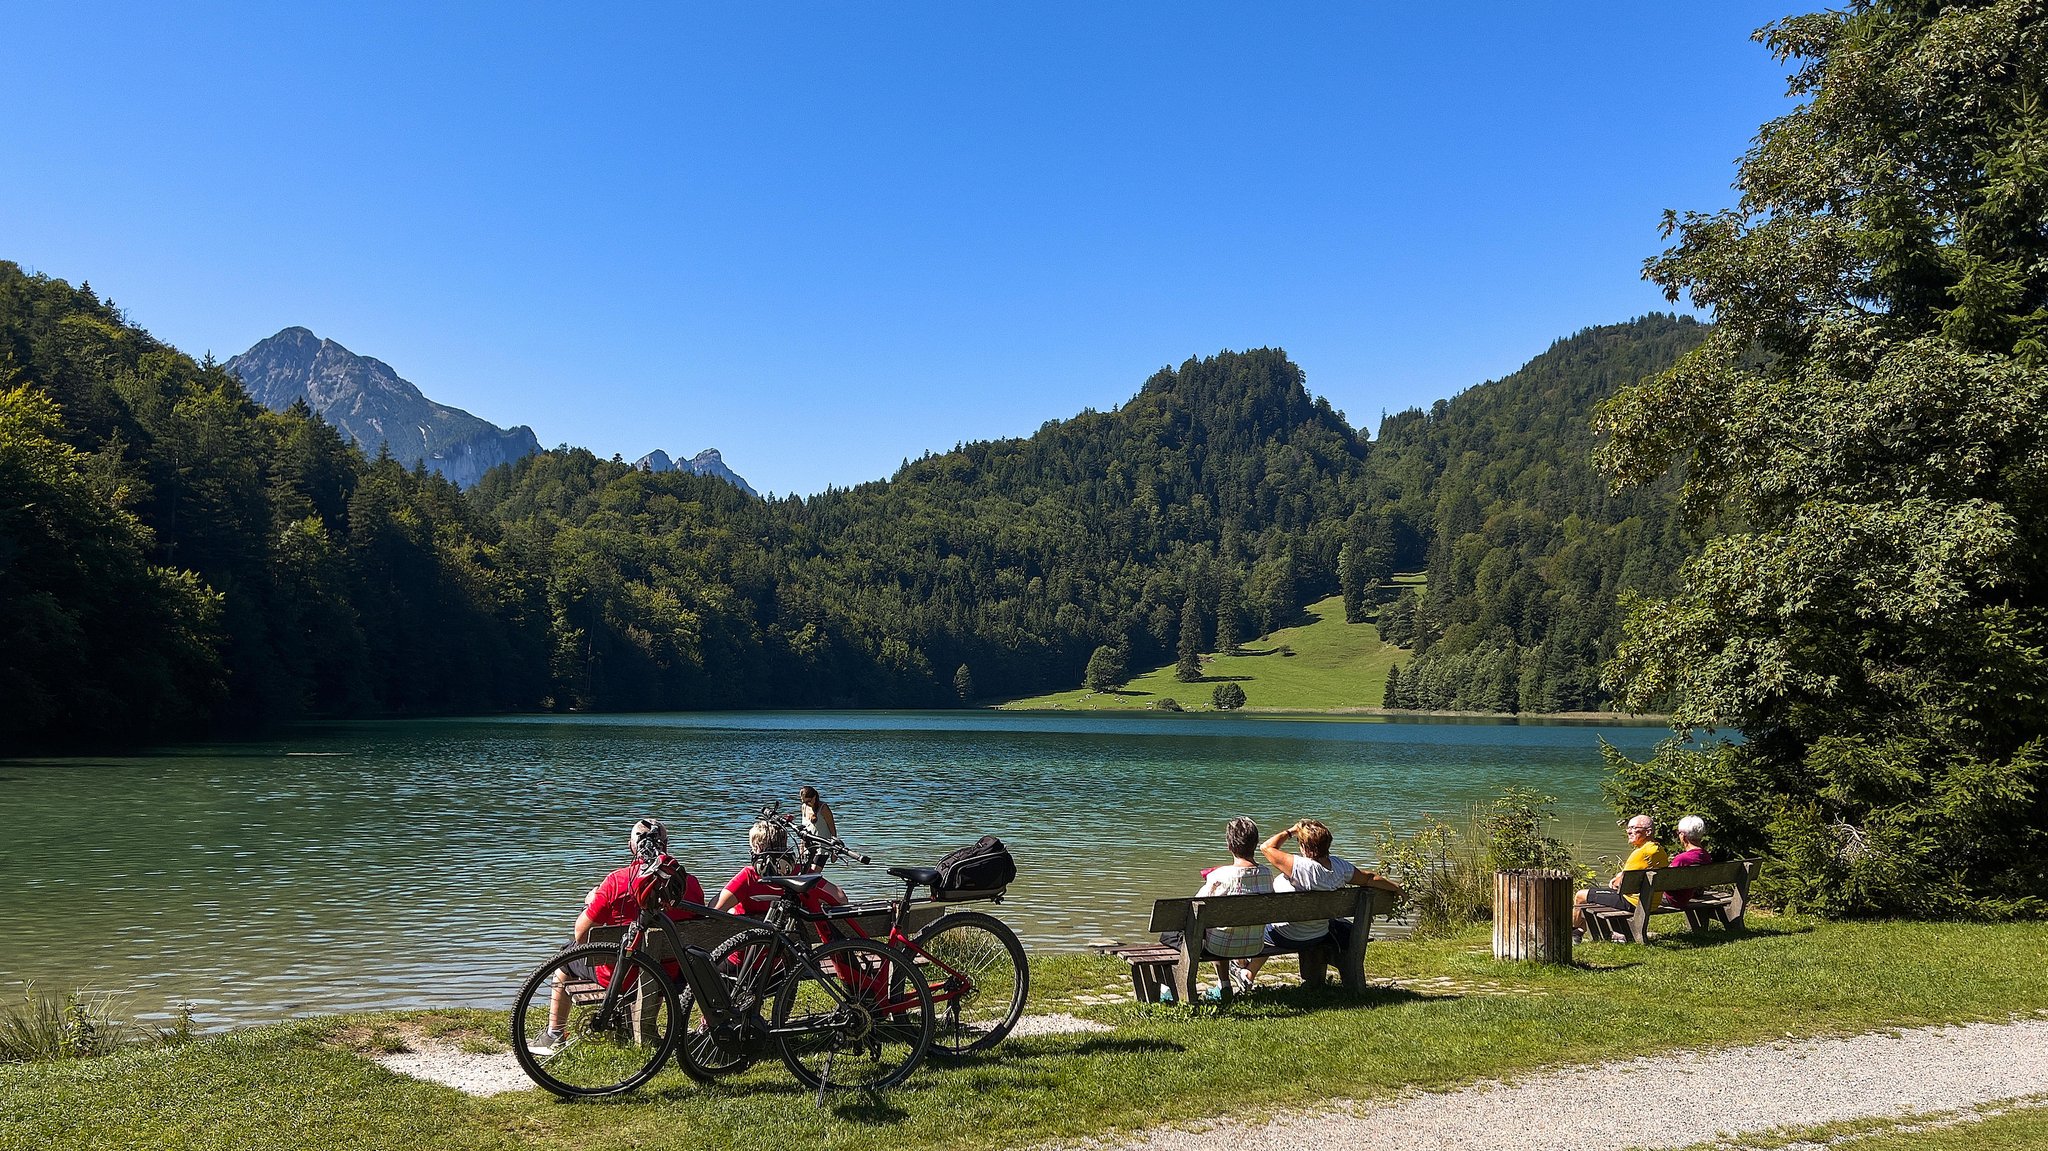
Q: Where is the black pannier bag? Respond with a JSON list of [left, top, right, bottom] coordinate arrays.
[[934, 835, 1016, 897]]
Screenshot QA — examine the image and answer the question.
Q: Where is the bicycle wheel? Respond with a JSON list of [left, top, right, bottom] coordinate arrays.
[[511, 943, 680, 1098], [673, 928, 794, 1080], [913, 910, 1029, 1055], [771, 936, 933, 1091]]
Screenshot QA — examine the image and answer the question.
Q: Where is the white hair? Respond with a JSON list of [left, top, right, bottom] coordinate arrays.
[[1676, 815, 1707, 841]]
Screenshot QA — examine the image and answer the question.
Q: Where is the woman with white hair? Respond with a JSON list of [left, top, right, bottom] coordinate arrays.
[[1665, 814, 1712, 911], [1671, 815, 1711, 866]]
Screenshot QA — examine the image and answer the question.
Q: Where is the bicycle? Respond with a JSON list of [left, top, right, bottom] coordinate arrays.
[[510, 853, 935, 1099], [689, 805, 1029, 1065]]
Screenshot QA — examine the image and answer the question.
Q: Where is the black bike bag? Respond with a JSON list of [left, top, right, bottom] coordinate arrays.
[[933, 835, 1016, 898]]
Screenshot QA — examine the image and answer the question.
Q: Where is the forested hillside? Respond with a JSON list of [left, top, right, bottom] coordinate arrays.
[[1, 258, 1703, 743], [1371, 315, 1707, 712]]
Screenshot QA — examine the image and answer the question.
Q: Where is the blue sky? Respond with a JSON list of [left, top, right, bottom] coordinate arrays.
[[4, 3, 1795, 497]]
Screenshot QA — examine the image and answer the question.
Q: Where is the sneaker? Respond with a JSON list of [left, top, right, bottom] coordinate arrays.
[[530, 1028, 565, 1056], [1231, 968, 1255, 995], [1201, 986, 1225, 1002], [1571, 928, 1585, 945]]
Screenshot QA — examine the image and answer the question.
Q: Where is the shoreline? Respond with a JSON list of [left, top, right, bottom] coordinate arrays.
[[991, 702, 1673, 725]]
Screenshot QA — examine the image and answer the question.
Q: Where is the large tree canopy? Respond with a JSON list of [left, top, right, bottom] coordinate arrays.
[[1598, 1, 2048, 916]]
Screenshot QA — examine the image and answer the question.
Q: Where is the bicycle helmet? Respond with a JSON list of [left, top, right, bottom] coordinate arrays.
[[629, 817, 669, 864]]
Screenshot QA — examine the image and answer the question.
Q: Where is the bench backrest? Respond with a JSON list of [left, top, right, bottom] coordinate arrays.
[[1616, 858, 1761, 898], [588, 916, 752, 958], [1147, 886, 1375, 933]]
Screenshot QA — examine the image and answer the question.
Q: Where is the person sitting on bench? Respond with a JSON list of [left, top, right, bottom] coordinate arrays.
[[538, 817, 706, 1053], [1241, 819, 1401, 982], [1663, 814, 1713, 910], [714, 818, 846, 920], [1174, 816, 1272, 997], [1573, 814, 1668, 941]]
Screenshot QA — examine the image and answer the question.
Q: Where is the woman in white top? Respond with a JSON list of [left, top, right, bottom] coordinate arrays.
[[1242, 819, 1403, 981], [798, 785, 837, 841]]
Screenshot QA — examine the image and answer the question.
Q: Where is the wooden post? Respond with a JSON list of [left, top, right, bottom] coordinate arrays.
[[1493, 868, 1572, 963]]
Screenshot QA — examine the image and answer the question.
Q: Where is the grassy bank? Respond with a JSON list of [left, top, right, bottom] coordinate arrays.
[[7, 917, 2047, 1150], [997, 590, 1409, 712]]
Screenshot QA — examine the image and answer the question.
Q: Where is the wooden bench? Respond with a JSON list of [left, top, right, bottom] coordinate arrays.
[[1107, 886, 1379, 1005], [1582, 859, 1762, 944]]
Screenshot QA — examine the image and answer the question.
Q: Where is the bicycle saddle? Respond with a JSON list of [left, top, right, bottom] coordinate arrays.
[[888, 866, 942, 889], [759, 874, 828, 896]]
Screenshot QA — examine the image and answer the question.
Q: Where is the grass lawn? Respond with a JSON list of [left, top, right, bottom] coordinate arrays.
[[7, 916, 2048, 1150], [997, 585, 1415, 712]]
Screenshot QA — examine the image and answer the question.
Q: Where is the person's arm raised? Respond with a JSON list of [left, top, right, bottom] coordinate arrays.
[[1260, 826, 1300, 875]]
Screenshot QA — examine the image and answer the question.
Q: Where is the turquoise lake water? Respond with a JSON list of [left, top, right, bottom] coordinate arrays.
[[0, 710, 1668, 1027]]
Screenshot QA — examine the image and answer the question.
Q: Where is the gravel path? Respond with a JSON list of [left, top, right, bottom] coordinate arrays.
[[1074, 1017, 2048, 1151], [374, 1011, 1111, 1096]]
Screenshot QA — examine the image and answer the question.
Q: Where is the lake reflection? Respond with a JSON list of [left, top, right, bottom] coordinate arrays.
[[0, 711, 1666, 1026]]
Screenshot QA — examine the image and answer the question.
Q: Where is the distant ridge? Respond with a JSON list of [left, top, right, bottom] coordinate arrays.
[[634, 447, 758, 498], [225, 327, 539, 488]]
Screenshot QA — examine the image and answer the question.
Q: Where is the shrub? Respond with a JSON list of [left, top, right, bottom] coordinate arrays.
[[1476, 786, 1576, 873], [1153, 697, 1183, 712], [1211, 682, 1246, 710], [1372, 816, 1488, 938], [0, 987, 127, 1063]]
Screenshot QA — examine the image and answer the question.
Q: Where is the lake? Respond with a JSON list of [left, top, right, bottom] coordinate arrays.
[[0, 710, 1667, 1027]]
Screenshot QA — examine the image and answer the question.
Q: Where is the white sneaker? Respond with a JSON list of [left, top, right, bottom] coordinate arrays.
[[530, 1028, 565, 1056], [1231, 967, 1255, 994]]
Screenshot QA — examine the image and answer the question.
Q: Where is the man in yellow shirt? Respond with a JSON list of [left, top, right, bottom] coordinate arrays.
[[1573, 815, 1669, 941]]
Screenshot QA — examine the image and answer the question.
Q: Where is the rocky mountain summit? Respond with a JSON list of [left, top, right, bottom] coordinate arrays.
[[633, 447, 758, 497], [226, 327, 540, 488]]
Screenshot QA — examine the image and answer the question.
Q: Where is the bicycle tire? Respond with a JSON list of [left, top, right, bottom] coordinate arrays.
[[771, 936, 933, 1091], [511, 943, 680, 1098], [913, 910, 1030, 1055], [673, 927, 794, 1080]]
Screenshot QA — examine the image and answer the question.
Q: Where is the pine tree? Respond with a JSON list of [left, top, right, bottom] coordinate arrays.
[[953, 663, 974, 704], [1176, 590, 1203, 682], [1216, 575, 1241, 655]]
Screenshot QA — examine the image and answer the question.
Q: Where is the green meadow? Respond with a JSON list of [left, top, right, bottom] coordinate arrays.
[[998, 585, 1419, 713]]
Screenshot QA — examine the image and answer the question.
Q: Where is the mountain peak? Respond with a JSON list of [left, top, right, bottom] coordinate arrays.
[[634, 447, 757, 497], [226, 327, 538, 488]]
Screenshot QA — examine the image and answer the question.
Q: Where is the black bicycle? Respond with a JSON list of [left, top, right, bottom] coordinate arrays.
[[511, 854, 934, 1098], [685, 806, 1029, 1065]]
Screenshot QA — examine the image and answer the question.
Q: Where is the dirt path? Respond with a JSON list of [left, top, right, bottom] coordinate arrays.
[[1070, 1017, 2048, 1151]]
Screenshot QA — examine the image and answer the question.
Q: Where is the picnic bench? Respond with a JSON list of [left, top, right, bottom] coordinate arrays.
[[1106, 886, 1379, 1005], [1581, 859, 1761, 944]]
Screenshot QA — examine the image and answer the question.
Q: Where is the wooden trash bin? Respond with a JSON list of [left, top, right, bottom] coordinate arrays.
[[1493, 868, 1573, 962]]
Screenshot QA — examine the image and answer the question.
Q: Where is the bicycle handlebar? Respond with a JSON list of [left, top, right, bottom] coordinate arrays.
[[757, 801, 872, 866]]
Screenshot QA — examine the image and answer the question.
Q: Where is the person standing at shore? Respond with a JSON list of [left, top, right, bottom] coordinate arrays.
[[799, 785, 837, 841]]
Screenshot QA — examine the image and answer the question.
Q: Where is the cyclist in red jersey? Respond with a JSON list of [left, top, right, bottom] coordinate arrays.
[[538, 818, 704, 1053], [715, 819, 845, 922]]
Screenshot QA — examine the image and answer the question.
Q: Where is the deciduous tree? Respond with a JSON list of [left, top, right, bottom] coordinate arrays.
[[1597, 1, 2048, 917]]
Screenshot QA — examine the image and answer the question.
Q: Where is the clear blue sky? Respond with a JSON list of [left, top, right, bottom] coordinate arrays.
[[4, 3, 1795, 498]]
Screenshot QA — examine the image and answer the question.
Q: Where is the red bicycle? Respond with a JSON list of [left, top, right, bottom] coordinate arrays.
[[682, 806, 1028, 1073]]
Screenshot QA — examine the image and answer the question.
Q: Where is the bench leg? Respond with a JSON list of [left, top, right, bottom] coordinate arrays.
[[1299, 938, 1330, 987], [1129, 962, 1159, 1004]]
